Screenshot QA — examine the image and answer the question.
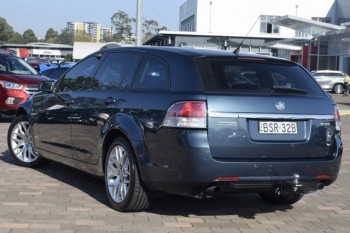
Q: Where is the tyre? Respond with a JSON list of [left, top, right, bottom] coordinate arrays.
[[259, 191, 304, 205], [104, 137, 150, 212], [7, 114, 47, 167], [333, 83, 344, 94]]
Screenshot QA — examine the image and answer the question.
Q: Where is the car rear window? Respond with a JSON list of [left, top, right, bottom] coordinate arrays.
[[313, 72, 344, 78], [196, 57, 324, 96]]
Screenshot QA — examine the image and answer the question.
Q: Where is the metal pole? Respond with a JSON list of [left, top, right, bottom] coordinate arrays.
[[209, 1, 212, 33], [136, 0, 143, 46]]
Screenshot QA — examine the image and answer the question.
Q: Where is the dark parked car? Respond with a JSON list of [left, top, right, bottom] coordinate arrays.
[[7, 47, 343, 212], [40, 64, 73, 81], [0, 52, 48, 119]]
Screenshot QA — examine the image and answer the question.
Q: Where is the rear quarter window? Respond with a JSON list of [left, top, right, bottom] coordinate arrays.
[[196, 58, 324, 96]]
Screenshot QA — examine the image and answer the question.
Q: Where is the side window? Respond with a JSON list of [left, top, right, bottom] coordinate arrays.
[[132, 56, 168, 90], [91, 53, 137, 90], [0, 57, 7, 72], [57, 55, 100, 92]]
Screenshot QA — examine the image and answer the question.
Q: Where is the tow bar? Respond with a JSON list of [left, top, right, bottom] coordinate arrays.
[[292, 174, 303, 191]]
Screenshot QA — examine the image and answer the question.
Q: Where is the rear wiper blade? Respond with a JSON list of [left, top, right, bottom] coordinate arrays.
[[270, 85, 308, 94]]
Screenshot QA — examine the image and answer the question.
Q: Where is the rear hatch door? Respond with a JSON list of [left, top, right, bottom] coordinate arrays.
[[207, 95, 335, 160], [197, 56, 337, 160]]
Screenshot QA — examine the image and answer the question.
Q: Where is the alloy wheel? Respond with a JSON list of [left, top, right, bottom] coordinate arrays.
[[106, 145, 130, 203], [9, 120, 39, 163]]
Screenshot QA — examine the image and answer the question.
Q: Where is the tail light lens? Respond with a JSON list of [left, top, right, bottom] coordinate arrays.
[[334, 105, 341, 133], [162, 101, 207, 129]]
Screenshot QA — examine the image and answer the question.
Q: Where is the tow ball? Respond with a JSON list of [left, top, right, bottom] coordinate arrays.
[[292, 173, 303, 191], [274, 173, 303, 195]]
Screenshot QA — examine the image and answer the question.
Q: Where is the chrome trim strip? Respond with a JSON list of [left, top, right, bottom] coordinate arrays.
[[208, 112, 334, 120]]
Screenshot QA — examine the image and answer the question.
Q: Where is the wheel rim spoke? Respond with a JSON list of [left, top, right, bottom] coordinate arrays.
[[107, 144, 130, 203], [10, 120, 39, 163]]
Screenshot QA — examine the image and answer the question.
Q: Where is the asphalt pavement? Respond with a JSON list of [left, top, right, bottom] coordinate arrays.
[[331, 93, 350, 116]]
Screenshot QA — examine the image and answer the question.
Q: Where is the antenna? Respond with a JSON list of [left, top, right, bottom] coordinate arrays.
[[233, 16, 261, 55]]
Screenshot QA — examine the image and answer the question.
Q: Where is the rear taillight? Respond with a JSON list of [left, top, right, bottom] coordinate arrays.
[[334, 105, 341, 133], [162, 101, 207, 129]]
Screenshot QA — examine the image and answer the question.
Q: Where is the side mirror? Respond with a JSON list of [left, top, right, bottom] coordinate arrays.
[[39, 80, 55, 92]]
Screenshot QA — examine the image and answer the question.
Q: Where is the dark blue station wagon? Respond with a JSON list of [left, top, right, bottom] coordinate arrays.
[[7, 47, 343, 212]]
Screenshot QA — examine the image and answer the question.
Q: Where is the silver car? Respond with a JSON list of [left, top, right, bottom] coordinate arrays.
[[312, 70, 346, 94]]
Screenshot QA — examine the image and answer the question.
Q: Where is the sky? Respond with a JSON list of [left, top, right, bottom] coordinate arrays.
[[1, 0, 186, 39]]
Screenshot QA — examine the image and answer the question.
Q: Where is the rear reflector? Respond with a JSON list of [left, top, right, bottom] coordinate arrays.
[[316, 175, 331, 180], [162, 101, 207, 128], [213, 176, 240, 182]]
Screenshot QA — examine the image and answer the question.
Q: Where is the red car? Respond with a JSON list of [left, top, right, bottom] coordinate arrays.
[[0, 52, 48, 119], [25, 57, 52, 72]]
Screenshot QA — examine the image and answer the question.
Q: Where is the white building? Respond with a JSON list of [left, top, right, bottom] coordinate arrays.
[[67, 22, 101, 42], [147, 0, 350, 72], [180, 0, 339, 38]]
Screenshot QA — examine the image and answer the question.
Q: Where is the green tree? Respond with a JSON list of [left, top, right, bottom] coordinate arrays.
[[45, 28, 59, 42], [142, 19, 159, 42], [56, 27, 74, 45], [0, 17, 17, 43], [74, 30, 93, 42], [111, 10, 135, 42], [8, 32, 23, 44], [156, 26, 168, 33], [22, 29, 37, 43]]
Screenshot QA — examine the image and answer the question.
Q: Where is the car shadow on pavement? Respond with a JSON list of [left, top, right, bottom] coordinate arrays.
[[148, 193, 292, 219], [0, 149, 110, 208], [0, 149, 293, 218]]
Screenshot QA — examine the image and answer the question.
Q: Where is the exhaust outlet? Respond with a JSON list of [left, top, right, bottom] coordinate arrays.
[[205, 186, 221, 195], [316, 183, 325, 190]]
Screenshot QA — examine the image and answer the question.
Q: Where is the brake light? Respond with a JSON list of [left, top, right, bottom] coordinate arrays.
[[162, 101, 207, 128]]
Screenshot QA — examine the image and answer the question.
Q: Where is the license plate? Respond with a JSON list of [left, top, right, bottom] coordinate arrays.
[[259, 121, 298, 134]]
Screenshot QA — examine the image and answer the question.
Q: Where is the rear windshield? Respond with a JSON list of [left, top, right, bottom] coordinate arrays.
[[197, 57, 324, 96]]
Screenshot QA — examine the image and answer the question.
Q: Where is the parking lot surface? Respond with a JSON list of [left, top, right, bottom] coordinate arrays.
[[0, 112, 349, 233]]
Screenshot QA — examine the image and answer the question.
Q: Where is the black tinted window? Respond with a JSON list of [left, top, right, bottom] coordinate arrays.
[[92, 53, 137, 90], [132, 56, 168, 90], [197, 58, 323, 95], [57, 56, 99, 92]]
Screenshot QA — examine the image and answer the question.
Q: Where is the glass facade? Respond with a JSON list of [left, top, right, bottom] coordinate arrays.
[[260, 15, 280, 34]]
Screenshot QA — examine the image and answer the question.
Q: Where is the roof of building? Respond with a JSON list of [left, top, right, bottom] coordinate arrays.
[[0, 42, 73, 49], [271, 15, 345, 32]]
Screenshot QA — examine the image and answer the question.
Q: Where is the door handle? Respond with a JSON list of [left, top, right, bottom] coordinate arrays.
[[105, 97, 117, 105], [65, 99, 75, 105]]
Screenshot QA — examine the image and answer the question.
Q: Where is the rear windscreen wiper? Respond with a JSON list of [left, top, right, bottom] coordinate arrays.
[[270, 85, 308, 94]]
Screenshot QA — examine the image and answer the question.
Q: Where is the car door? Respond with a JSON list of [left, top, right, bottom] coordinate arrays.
[[70, 52, 139, 164], [36, 55, 101, 158]]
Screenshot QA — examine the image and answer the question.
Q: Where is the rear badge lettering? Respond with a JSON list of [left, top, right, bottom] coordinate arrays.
[[217, 121, 238, 127]]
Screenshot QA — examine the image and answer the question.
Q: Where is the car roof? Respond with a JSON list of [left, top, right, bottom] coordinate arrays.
[[0, 51, 16, 58], [313, 70, 344, 74], [99, 46, 292, 63]]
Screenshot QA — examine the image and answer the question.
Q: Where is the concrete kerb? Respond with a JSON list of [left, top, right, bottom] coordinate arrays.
[[339, 109, 350, 116]]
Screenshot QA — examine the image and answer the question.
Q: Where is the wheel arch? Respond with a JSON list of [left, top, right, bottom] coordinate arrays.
[[15, 98, 33, 118], [101, 114, 147, 178]]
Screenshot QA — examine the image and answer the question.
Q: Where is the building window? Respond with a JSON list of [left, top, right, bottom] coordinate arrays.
[[181, 15, 195, 32], [260, 15, 280, 34], [311, 17, 332, 23]]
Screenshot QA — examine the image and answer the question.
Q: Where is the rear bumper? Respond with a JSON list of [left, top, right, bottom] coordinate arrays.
[[139, 129, 342, 196]]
